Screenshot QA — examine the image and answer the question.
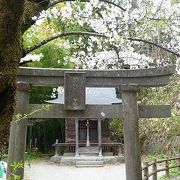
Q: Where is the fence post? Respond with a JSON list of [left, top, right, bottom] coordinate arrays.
[[143, 161, 149, 180], [165, 156, 169, 178], [152, 158, 157, 180]]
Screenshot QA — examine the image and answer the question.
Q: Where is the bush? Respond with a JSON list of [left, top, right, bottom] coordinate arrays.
[[110, 119, 124, 143], [139, 75, 180, 154]]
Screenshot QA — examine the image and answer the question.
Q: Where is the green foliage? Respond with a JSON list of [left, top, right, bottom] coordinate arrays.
[[23, 17, 75, 69], [26, 151, 42, 161], [26, 44, 74, 69], [110, 119, 124, 143], [27, 119, 65, 153], [138, 74, 180, 154], [8, 161, 24, 180], [169, 162, 180, 177], [139, 74, 180, 106], [110, 75, 180, 154], [144, 154, 180, 179], [1, 147, 8, 161], [30, 86, 53, 104], [160, 160, 180, 179], [146, 153, 165, 162], [172, 0, 180, 4], [15, 104, 52, 122]]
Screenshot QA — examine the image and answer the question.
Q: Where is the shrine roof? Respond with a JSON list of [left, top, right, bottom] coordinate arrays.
[[46, 87, 122, 105]]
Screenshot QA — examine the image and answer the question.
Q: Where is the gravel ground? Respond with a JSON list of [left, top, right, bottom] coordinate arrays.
[[24, 158, 167, 180], [25, 159, 126, 180]]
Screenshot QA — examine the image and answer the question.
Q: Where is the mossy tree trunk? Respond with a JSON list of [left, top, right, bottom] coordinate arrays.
[[0, 0, 25, 154], [0, 0, 49, 155]]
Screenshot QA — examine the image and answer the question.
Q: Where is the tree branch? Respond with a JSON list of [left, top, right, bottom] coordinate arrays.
[[19, 60, 33, 66], [22, 0, 125, 34], [24, 33, 180, 58], [22, 0, 50, 33], [23, 31, 107, 56], [49, 0, 126, 11], [128, 38, 180, 57]]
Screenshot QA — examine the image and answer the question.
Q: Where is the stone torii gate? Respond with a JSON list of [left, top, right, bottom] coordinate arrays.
[[7, 66, 175, 180]]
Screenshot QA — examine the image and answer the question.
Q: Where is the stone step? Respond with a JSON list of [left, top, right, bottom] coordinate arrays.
[[76, 160, 104, 167], [103, 152, 113, 156], [79, 152, 99, 156], [79, 147, 99, 153], [63, 153, 75, 156], [75, 155, 104, 167], [76, 164, 103, 167], [59, 155, 124, 166], [76, 156, 103, 161], [79, 146, 99, 156]]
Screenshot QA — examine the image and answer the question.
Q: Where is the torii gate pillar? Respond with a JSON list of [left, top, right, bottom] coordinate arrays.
[[7, 82, 31, 179], [121, 84, 142, 180]]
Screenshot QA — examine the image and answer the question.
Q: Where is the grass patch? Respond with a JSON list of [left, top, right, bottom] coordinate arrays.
[[160, 160, 180, 180], [25, 151, 42, 161], [146, 153, 165, 162]]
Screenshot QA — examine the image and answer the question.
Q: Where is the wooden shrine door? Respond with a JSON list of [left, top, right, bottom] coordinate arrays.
[[79, 120, 98, 143]]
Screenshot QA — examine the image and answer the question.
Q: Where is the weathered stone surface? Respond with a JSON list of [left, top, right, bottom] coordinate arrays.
[[64, 72, 85, 110], [7, 82, 30, 179], [122, 90, 142, 180], [27, 104, 171, 119], [76, 159, 104, 167], [18, 65, 175, 77], [51, 155, 62, 163], [18, 66, 175, 87], [139, 105, 171, 118], [56, 155, 124, 166], [15, 82, 31, 114]]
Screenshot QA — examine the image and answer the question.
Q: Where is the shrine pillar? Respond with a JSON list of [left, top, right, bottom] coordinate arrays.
[[121, 84, 142, 180], [75, 118, 79, 156], [98, 118, 102, 156], [86, 120, 90, 147]]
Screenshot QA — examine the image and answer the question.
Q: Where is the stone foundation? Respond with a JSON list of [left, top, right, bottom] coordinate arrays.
[[51, 154, 124, 166]]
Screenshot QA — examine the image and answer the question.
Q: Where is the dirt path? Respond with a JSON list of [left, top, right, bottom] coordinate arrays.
[[24, 158, 166, 180]]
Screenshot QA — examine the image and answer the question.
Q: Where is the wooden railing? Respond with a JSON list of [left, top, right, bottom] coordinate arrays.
[[52, 142, 124, 156], [142, 155, 180, 180]]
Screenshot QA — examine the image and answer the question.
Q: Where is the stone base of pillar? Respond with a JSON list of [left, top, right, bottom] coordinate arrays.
[[75, 153, 79, 157], [98, 147, 102, 157]]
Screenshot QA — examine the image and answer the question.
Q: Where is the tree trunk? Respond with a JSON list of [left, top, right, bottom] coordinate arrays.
[[0, 0, 49, 156], [0, 0, 25, 154]]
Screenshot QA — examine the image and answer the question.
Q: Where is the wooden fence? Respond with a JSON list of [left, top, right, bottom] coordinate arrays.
[[142, 155, 180, 180]]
